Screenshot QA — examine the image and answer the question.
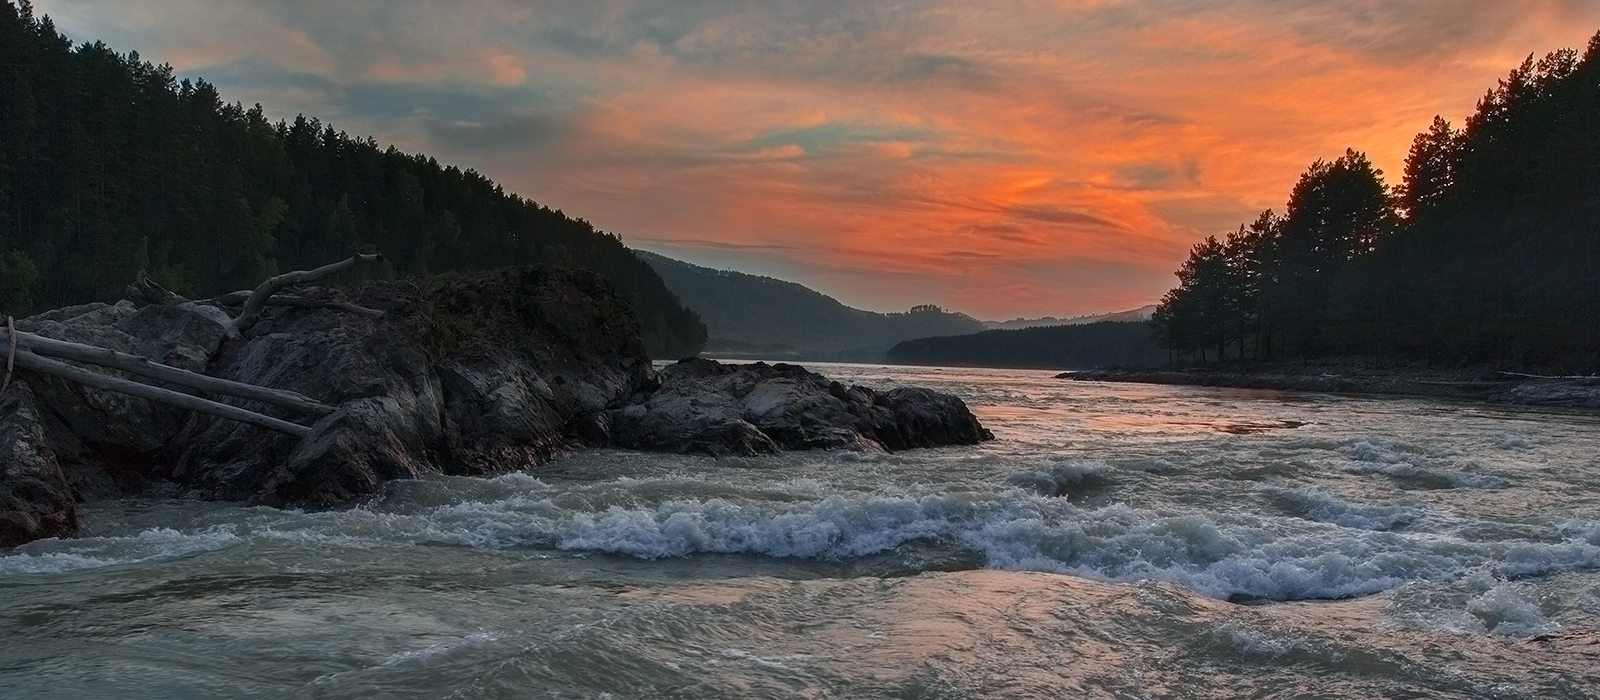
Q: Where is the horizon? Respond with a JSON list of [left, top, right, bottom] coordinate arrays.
[[29, 0, 1600, 317], [637, 247, 1156, 322]]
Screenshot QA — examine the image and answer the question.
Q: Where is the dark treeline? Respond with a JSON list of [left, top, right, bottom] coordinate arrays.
[[0, 1, 705, 356], [886, 321, 1166, 370], [1153, 32, 1600, 372]]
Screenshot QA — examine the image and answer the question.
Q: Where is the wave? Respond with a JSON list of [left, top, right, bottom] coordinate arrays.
[[1336, 437, 1508, 489], [0, 525, 241, 575], [1005, 459, 1115, 497], [1262, 487, 1422, 531], [1384, 571, 1564, 637], [7, 471, 1597, 604]]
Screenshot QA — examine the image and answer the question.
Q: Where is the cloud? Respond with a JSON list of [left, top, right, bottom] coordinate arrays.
[[425, 112, 570, 153], [29, 0, 1600, 317], [1004, 204, 1127, 229], [633, 238, 801, 253]]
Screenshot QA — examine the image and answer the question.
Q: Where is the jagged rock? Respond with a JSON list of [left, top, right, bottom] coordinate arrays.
[[0, 382, 77, 547], [604, 358, 992, 456], [170, 266, 657, 505], [0, 265, 656, 530]]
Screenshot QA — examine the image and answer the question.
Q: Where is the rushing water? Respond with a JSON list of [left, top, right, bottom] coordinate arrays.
[[4, 362, 1600, 699]]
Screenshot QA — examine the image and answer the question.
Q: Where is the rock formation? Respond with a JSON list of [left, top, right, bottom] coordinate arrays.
[[0, 266, 992, 547], [601, 358, 992, 456]]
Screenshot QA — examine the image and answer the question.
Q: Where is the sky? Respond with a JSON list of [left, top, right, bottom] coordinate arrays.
[[30, 1, 1600, 319]]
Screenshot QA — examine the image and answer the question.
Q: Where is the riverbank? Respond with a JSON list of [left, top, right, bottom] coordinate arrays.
[[1061, 362, 1600, 408]]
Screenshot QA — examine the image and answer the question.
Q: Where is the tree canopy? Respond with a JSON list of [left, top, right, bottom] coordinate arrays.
[[0, 1, 705, 357], [1153, 31, 1600, 372]]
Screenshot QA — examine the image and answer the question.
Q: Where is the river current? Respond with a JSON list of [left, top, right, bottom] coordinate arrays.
[[4, 362, 1600, 698]]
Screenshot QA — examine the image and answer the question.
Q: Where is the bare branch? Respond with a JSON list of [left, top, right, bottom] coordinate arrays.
[[230, 253, 384, 333], [210, 290, 383, 319], [125, 270, 189, 306]]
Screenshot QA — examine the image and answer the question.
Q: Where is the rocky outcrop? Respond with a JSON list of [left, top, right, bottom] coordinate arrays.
[[601, 358, 992, 457], [0, 267, 992, 547], [0, 266, 656, 546]]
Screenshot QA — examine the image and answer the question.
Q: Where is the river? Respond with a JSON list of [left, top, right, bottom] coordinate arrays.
[[3, 362, 1599, 698]]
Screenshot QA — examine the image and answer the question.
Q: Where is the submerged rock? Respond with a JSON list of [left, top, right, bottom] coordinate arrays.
[[604, 358, 993, 457], [0, 266, 992, 546]]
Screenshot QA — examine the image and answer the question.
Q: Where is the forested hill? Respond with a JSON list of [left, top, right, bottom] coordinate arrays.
[[0, 2, 705, 357], [886, 321, 1166, 370], [984, 305, 1156, 331], [1153, 31, 1600, 372], [635, 251, 987, 360]]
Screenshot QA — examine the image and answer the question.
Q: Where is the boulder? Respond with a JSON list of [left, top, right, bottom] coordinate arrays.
[[604, 358, 993, 456]]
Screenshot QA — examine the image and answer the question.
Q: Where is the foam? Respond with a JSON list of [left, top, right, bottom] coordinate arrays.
[[396, 480, 1600, 602], [1385, 573, 1562, 637], [1484, 431, 1534, 450], [555, 494, 961, 559], [1335, 436, 1508, 489], [0, 525, 240, 575], [380, 631, 502, 667], [10, 470, 1598, 605]]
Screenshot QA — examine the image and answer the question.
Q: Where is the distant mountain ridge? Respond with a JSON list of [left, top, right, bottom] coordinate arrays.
[[983, 305, 1157, 331], [634, 251, 988, 360], [887, 321, 1166, 370]]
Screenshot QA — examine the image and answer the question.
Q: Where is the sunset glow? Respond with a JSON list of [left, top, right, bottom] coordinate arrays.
[[33, 0, 1600, 318]]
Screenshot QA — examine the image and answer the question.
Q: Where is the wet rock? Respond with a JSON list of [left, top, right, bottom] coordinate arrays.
[[171, 266, 657, 504], [605, 358, 992, 457]]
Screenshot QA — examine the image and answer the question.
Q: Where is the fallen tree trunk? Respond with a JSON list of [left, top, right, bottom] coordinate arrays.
[[12, 348, 311, 437], [1, 255, 382, 439], [0, 328, 335, 416], [231, 253, 384, 333]]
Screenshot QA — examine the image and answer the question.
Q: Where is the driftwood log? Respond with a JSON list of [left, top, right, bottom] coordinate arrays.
[[14, 253, 384, 436], [0, 328, 334, 417], [11, 348, 313, 436]]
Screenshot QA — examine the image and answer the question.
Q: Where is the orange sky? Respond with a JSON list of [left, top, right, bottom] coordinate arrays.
[[33, 0, 1600, 318]]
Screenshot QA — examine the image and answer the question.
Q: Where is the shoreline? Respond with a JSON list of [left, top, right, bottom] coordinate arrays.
[[1060, 362, 1600, 409]]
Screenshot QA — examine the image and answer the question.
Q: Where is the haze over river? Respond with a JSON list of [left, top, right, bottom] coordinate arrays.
[[4, 363, 1600, 698]]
